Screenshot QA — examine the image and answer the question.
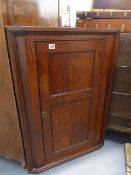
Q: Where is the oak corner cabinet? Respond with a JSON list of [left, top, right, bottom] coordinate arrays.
[[6, 27, 119, 173]]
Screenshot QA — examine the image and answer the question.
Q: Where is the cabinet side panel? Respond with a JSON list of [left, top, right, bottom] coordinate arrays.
[[0, 0, 25, 163]]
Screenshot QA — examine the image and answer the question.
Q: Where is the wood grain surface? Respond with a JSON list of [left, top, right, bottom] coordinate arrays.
[[0, 0, 25, 164], [3, 0, 59, 26], [6, 27, 119, 173]]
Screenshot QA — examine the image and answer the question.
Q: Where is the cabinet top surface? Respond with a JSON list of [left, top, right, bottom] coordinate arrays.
[[5, 26, 120, 35]]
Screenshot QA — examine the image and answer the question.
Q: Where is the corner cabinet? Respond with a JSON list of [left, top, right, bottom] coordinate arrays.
[[6, 27, 119, 173]]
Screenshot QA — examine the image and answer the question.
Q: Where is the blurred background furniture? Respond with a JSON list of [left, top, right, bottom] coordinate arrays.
[[76, 0, 131, 134]]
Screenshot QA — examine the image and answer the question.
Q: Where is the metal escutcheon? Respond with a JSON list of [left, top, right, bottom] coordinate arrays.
[[42, 111, 48, 118]]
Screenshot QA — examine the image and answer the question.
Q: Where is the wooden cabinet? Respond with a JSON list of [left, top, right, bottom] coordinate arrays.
[[6, 27, 119, 173]]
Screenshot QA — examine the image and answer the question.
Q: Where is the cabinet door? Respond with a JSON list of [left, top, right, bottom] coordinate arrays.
[[36, 39, 104, 162]]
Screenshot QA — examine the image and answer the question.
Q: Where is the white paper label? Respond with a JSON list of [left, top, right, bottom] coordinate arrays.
[[49, 44, 55, 50]]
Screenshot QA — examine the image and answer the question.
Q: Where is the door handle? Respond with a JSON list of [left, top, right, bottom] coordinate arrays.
[[42, 111, 48, 118]]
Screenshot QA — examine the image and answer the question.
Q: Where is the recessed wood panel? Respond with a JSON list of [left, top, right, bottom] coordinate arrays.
[[49, 51, 94, 94], [68, 52, 94, 91], [51, 98, 91, 152], [49, 54, 68, 94]]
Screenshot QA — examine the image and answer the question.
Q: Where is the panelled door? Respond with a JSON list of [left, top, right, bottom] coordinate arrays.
[[36, 38, 104, 162]]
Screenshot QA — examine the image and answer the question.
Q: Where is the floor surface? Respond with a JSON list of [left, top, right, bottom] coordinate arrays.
[[0, 131, 130, 175]]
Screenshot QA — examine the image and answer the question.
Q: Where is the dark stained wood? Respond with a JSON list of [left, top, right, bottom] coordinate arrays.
[[68, 52, 94, 91], [108, 92, 131, 133], [113, 66, 131, 94], [108, 33, 131, 133], [37, 39, 104, 162], [49, 53, 68, 94], [93, 0, 131, 10], [16, 36, 45, 168], [76, 1, 131, 135], [110, 93, 131, 119], [76, 14, 131, 134], [95, 35, 119, 142], [0, 0, 25, 164], [6, 27, 119, 173], [117, 33, 131, 66], [108, 115, 131, 133], [77, 11, 131, 19], [6, 26, 120, 34], [51, 99, 91, 151]]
